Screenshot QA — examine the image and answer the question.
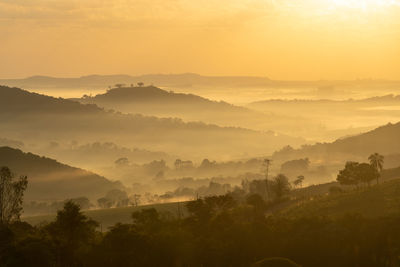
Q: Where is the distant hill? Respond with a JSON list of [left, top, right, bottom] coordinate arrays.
[[33, 142, 176, 170], [0, 146, 122, 201], [76, 86, 320, 135], [272, 122, 400, 166], [248, 95, 400, 141], [0, 86, 305, 159], [2, 74, 400, 90]]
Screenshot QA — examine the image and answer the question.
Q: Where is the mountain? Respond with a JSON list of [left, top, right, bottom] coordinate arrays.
[[248, 96, 400, 141], [0, 86, 305, 159], [76, 86, 321, 135], [2, 74, 400, 90], [0, 146, 122, 201], [272, 122, 400, 166]]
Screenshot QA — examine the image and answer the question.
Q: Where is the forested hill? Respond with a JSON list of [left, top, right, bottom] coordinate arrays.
[[0, 86, 101, 114], [76, 85, 320, 135], [0, 146, 122, 201], [78, 85, 242, 110], [0, 86, 305, 159], [273, 122, 400, 164]]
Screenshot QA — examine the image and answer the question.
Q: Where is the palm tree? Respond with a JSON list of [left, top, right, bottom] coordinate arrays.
[[368, 153, 384, 184]]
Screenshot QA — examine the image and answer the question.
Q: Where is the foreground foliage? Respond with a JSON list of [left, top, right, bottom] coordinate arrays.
[[2, 186, 400, 267]]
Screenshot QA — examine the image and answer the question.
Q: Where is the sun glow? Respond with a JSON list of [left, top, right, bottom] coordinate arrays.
[[329, 0, 400, 10]]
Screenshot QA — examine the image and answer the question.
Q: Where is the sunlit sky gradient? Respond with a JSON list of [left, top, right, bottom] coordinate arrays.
[[1, 0, 399, 79]]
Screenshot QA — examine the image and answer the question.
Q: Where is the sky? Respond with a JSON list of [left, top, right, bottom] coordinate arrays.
[[0, 0, 400, 80]]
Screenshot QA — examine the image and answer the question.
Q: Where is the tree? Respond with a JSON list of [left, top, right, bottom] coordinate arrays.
[[246, 194, 267, 216], [270, 174, 291, 201], [114, 157, 130, 167], [369, 153, 384, 184], [293, 175, 305, 188], [68, 197, 92, 210], [137, 82, 144, 87], [337, 162, 360, 186], [337, 162, 377, 187], [0, 167, 28, 224], [115, 83, 126, 88], [357, 163, 376, 186], [45, 201, 98, 266]]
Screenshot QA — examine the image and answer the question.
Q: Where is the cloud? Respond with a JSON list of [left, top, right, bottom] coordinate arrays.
[[0, 0, 277, 29]]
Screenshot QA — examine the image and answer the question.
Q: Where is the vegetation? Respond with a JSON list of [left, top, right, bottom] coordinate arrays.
[[369, 153, 385, 184], [0, 146, 122, 202], [3, 178, 400, 266], [0, 167, 28, 224]]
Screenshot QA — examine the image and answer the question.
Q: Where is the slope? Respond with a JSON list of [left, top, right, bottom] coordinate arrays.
[[0, 146, 122, 201], [76, 85, 320, 135], [0, 86, 305, 159]]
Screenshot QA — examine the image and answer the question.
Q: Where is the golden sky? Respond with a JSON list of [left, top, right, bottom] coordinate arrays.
[[1, 0, 399, 80]]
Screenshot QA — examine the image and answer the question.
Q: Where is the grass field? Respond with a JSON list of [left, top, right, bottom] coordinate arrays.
[[23, 201, 187, 230]]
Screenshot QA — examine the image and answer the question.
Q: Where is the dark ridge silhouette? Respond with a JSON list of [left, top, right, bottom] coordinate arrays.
[[0, 146, 123, 201]]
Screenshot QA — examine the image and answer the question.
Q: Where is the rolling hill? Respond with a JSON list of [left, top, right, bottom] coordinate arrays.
[[0, 146, 122, 201], [272, 122, 400, 167], [0, 86, 305, 160], [76, 85, 321, 135], [281, 178, 400, 219]]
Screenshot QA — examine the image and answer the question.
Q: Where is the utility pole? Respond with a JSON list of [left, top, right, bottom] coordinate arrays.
[[263, 159, 272, 201]]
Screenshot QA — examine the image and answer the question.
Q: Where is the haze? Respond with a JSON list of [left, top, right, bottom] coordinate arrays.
[[2, 1, 400, 266], [1, 0, 400, 80]]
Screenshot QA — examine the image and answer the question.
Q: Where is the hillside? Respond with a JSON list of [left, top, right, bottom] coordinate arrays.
[[272, 122, 400, 165], [249, 96, 400, 141], [76, 86, 321, 135], [281, 178, 400, 218], [0, 86, 305, 159], [0, 146, 122, 201]]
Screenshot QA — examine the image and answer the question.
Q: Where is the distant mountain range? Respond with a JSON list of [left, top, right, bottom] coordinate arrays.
[[0, 86, 305, 159], [0, 146, 122, 201], [2, 74, 399, 90]]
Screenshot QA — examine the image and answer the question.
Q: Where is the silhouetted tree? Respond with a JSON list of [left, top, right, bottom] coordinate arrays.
[[115, 83, 125, 88], [293, 175, 305, 188], [357, 163, 377, 186], [45, 201, 98, 266], [97, 197, 113, 209], [270, 174, 291, 201], [337, 161, 377, 187], [369, 153, 384, 184], [114, 157, 130, 167], [337, 162, 360, 186], [246, 194, 267, 217], [0, 167, 28, 224]]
